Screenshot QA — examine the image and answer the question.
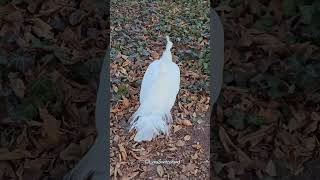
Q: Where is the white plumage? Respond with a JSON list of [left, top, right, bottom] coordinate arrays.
[[129, 36, 180, 142]]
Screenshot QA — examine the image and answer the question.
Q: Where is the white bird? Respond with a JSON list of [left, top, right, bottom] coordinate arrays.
[[129, 36, 180, 142]]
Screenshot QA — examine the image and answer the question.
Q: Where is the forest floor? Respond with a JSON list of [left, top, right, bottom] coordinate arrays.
[[212, 0, 320, 179], [110, 0, 210, 179], [0, 0, 108, 179]]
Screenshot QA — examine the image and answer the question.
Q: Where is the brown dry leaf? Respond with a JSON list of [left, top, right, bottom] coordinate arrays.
[[59, 143, 82, 161], [157, 165, 164, 177], [31, 18, 53, 39], [49, 164, 68, 179], [236, 148, 252, 166], [122, 96, 130, 107], [176, 140, 185, 147], [258, 108, 281, 123], [72, 90, 94, 103], [303, 136, 316, 152], [60, 27, 78, 44], [124, 171, 140, 180], [303, 120, 318, 134], [121, 54, 129, 60], [22, 159, 49, 180], [114, 163, 120, 178], [118, 144, 128, 161], [39, 107, 60, 143], [168, 147, 177, 151], [269, 0, 282, 22], [0, 148, 34, 160], [288, 118, 306, 132], [239, 31, 253, 47], [66, 102, 81, 121], [79, 135, 94, 155], [252, 33, 283, 45], [122, 59, 131, 67], [311, 112, 320, 121], [8, 75, 25, 98], [180, 119, 193, 126], [182, 163, 197, 173], [129, 151, 143, 160], [151, 51, 160, 59], [192, 142, 202, 150], [265, 160, 277, 176], [69, 9, 87, 25], [15, 127, 28, 149], [218, 126, 237, 152], [184, 135, 191, 141], [251, 33, 287, 54], [291, 109, 306, 121], [191, 153, 198, 160], [173, 125, 182, 133], [238, 124, 274, 147], [0, 161, 15, 179], [217, 104, 224, 122]]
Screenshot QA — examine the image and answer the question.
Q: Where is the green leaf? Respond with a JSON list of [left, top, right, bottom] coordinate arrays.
[[306, 93, 320, 103], [227, 109, 245, 130], [54, 48, 74, 65], [299, 5, 314, 24], [254, 13, 274, 31], [117, 85, 128, 97], [15, 103, 38, 120], [282, 0, 297, 17], [28, 76, 55, 106], [0, 0, 11, 6], [247, 115, 265, 126]]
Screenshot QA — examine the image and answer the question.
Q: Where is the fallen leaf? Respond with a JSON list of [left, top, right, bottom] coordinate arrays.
[[180, 119, 193, 126], [176, 140, 185, 147], [79, 135, 94, 155], [118, 144, 127, 161], [0, 148, 35, 160], [31, 18, 53, 39], [191, 153, 198, 160], [288, 118, 306, 132], [69, 9, 86, 26], [258, 108, 281, 123], [0, 161, 15, 179], [157, 165, 164, 177], [9, 77, 25, 98], [54, 48, 74, 65], [311, 112, 320, 121], [127, 171, 140, 180], [219, 126, 237, 152], [303, 120, 318, 134], [238, 124, 275, 147], [237, 148, 252, 165], [173, 125, 182, 133], [192, 142, 202, 150], [184, 135, 191, 141], [265, 160, 277, 176], [122, 96, 130, 107], [151, 51, 160, 59], [39, 107, 60, 144], [59, 143, 82, 161]]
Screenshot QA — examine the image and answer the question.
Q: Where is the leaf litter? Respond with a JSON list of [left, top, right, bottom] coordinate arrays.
[[110, 0, 210, 179], [0, 0, 108, 179], [212, 0, 320, 179]]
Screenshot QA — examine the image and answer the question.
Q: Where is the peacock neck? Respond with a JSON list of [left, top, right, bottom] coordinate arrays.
[[160, 45, 172, 62]]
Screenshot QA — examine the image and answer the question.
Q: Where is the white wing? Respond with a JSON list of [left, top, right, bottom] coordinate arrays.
[[165, 63, 180, 111], [138, 62, 180, 114], [139, 60, 160, 104]]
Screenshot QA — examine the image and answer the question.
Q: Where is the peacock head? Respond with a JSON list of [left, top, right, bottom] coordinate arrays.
[[166, 36, 173, 50]]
